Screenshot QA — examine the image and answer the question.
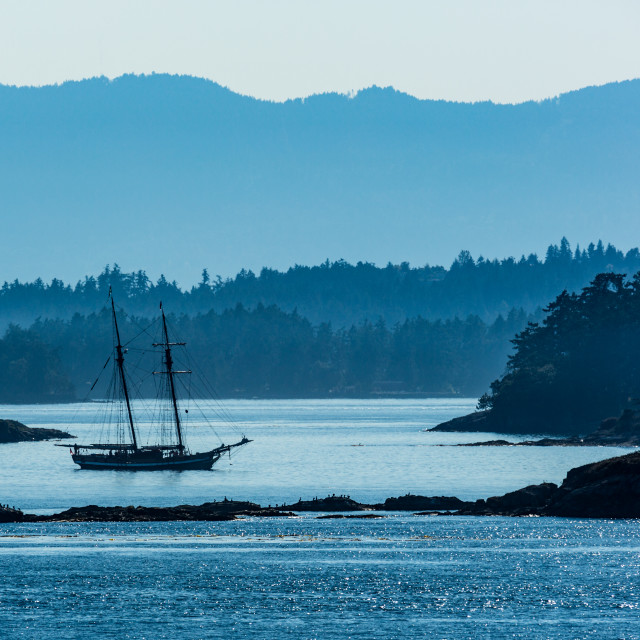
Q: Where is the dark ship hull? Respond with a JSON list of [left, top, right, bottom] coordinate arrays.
[[72, 449, 221, 471]]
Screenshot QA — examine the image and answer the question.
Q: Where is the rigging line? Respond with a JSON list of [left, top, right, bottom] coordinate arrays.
[[74, 353, 111, 411], [97, 369, 117, 446], [127, 343, 150, 368], [125, 351, 155, 379], [128, 371, 156, 390], [192, 368, 241, 432], [181, 369, 232, 428], [124, 324, 158, 348], [171, 372, 222, 440], [117, 312, 160, 348], [179, 346, 241, 429], [68, 349, 115, 442], [89, 356, 111, 394], [125, 362, 153, 381], [127, 388, 156, 446], [181, 393, 222, 442], [154, 312, 246, 444]]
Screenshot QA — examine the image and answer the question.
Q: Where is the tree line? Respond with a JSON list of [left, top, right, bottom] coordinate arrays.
[[1, 239, 638, 330]]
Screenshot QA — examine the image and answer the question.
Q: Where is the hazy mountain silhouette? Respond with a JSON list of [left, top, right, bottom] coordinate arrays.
[[1, 74, 639, 285]]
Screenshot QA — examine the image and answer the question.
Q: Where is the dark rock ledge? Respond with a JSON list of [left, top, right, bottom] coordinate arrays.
[[436, 409, 640, 448], [457, 451, 640, 518], [0, 419, 74, 443], [3, 450, 640, 522], [26, 501, 294, 523]]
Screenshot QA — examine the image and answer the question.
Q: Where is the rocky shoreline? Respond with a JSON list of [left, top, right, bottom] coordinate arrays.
[[434, 408, 640, 447], [3, 450, 640, 522], [0, 419, 74, 443]]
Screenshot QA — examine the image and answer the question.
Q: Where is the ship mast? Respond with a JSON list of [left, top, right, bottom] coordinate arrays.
[[154, 306, 188, 450], [111, 297, 138, 450]]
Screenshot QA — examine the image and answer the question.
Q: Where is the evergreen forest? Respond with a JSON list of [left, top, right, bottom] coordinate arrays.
[[0, 239, 637, 329], [478, 272, 640, 434], [3, 304, 530, 403], [0, 239, 638, 407]]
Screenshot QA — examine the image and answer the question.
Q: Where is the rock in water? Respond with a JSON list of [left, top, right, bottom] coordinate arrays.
[[27, 500, 295, 523], [440, 408, 640, 446], [281, 496, 368, 512], [578, 410, 640, 446], [429, 411, 492, 432], [0, 419, 74, 443], [381, 494, 469, 511], [543, 451, 640, 518], [456, 451, 640, 518], [0, 506, 23, 522]]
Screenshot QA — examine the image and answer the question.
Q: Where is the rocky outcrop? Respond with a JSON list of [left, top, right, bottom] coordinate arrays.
[[0, 419, 74, 443], [281, 494, 470, 512], [543, 451, 640, 518], [281, 495, 368, 512], [457, 483, 558, 516], [379, 494, 468, 511], [578, 410, 640, 447], [6, 452, 640, 521], [430, 411, 493, 432], [0, 505, 23, 523], [317, 514, 384, 519], [7, 494, 472, 522], [454, 451, 640, 518], [458, 409, 640, 447], [460, 439, 515, 446], [23, 500, 294, 523], [459, 438, 577, 446]]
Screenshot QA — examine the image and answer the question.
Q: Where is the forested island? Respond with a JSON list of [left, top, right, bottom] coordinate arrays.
[[435, 271, 640, 435], [0, 240, 639, 406]]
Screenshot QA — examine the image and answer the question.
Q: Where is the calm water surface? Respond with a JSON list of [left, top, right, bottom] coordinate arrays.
[[0, 399, 632, 511], [1, 400, 638, 638], [1, 516, 639, 639]]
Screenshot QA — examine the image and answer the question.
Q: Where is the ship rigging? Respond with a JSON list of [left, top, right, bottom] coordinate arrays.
[[65, 297, 251, 471]]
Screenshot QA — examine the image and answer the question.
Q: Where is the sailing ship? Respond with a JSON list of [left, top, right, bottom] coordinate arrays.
[[66, 297, 251, 471]]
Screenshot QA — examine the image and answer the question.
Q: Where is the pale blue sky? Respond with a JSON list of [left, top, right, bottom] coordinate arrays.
[[0, 0, 638, 102]]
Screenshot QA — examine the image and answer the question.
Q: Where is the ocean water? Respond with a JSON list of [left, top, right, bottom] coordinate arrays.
[[1, 516, 639, 639], [0, 399, 632, 512], [2, 399, 638, 639]]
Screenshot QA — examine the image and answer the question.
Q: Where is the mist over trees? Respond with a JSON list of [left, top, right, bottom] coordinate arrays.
[[1, 239, 638, 404], [24, 304, 531, 401], [0, 326, 75, 403]]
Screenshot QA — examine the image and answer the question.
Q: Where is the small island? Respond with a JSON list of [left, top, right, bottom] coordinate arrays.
[[0, 419, 74, 444], [432, 273, 640, 438]]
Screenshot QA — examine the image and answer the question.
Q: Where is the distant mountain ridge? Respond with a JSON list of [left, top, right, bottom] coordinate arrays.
[[1, 74, 639, 285]]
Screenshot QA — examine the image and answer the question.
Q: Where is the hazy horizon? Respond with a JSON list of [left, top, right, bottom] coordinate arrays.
[[1, 74, 639, 286], [1, 1, 639, 104], [3, 72, 639, 108]]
